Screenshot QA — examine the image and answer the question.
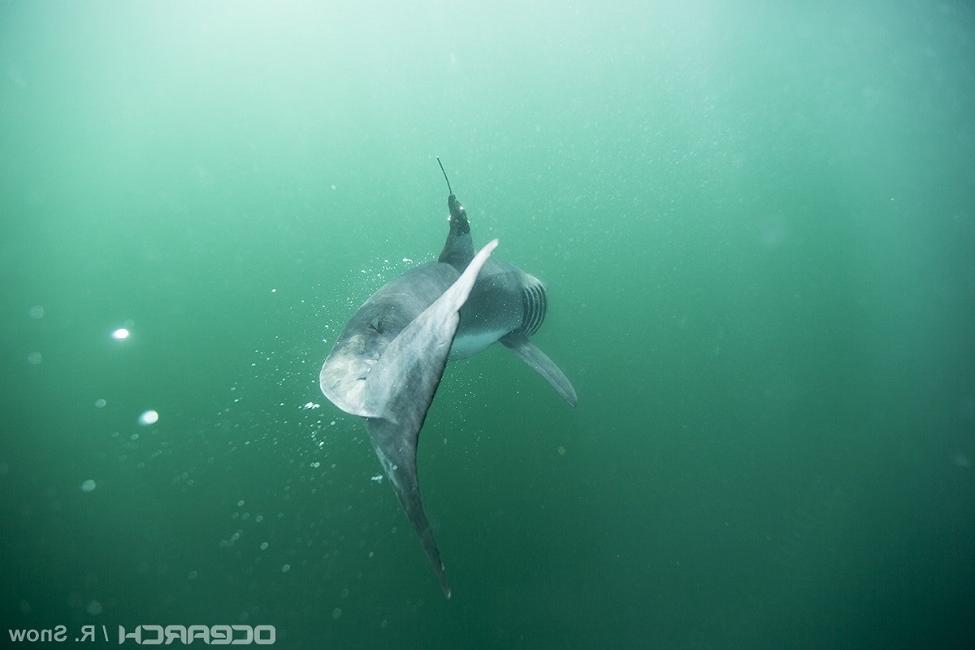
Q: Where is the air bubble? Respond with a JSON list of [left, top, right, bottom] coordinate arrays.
[[138, 410, 159, 426]]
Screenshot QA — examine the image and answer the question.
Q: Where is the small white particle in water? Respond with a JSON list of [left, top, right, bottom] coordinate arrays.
[[402, 257, 414, 264], [86, 600, 103, 616], [370, 475, 383, 483], [281, 563, 291, 573], [329, 420, 336, 426], [28, 305, 45, 319], [260, 542, 269, 551], [237, 499, 245, 507], [310, 461, 320, 468], [81, 479, 96, 493], [94, 398, 107, 408], [271, 288, 277, 293], [111, 328, 130, 340], [330, 184, 337, 190], [129, 433, 139, 441], [255, 514, 264, 523], [331, 607, 342, 620], [302, 402, 320, 410], [138, 410, 159, 426], [27, 352, 42, 365]]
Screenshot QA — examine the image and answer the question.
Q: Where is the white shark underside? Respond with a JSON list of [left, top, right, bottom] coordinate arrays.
[[319, 185, 576, 598]]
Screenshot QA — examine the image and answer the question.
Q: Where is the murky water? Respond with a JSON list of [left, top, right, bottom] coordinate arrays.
[[2, 2, 973, 648]]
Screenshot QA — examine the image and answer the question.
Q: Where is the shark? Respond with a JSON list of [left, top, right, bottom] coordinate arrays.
[[319, 159, 576, 598]]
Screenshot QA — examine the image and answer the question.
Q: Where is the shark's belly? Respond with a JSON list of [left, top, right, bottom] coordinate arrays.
[[449, 327, 507, 359], [450, 263, 525, 359]]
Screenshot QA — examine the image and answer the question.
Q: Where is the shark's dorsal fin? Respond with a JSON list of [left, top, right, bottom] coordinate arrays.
[[363, 239, 499, 598], [437, 193, 474, 269], [436, 159, 474, 269]]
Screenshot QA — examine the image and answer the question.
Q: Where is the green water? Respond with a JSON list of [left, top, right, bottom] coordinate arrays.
[[2, 1, 974, 648]]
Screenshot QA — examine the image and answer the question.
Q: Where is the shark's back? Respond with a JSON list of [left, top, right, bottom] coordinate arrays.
[[319, 262, 459, 417]]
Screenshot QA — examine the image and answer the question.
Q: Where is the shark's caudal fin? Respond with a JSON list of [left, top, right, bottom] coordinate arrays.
[[501, 333, 578, 407], [363, 239, 499, 598]]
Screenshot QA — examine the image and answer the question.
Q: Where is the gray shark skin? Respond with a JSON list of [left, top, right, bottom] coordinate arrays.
[[319, 184, 576, 598]]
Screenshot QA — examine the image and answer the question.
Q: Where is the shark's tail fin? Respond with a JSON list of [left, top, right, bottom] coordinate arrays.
[[367, 417, 452, 597], [362, 239, 499, 598]]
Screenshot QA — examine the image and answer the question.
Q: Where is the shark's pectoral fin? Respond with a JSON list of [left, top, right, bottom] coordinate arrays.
[[501, 333, 578, 407], [361, 239, 499, 598]]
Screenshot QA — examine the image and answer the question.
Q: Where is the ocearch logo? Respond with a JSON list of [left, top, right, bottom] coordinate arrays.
[[117, 624, 275, 645]]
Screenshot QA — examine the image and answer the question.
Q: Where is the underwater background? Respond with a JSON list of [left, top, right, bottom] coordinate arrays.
[[2, 1, 974, 648]]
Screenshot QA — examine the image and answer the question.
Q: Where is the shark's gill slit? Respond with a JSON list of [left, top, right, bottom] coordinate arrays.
[[520, 284, 546, 336]]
